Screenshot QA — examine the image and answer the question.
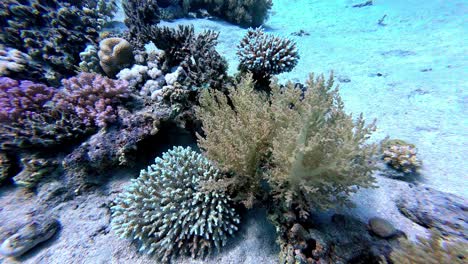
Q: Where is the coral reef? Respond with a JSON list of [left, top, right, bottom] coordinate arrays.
[[237, 28, 299, 85], [389, 230, 467, 264], [62, 107, 162, 188], [0, 109, 94, 150], [0, 0, 103, 85], [382, 139, 422, 174], [149, 25, 228, 94], [98, 38, 135, 77], [53, 73, 131, 128], [121, 0, 160, 50], [111, 146, 239, 262]]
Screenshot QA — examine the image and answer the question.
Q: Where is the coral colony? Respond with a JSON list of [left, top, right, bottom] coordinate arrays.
[[0, 1, 465, 264]]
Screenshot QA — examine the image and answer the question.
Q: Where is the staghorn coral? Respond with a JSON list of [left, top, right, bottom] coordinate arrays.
[[389, 230, 467, 264], [0, 0, 103, 85], [382, 139, 421, 174], [111, 146, 239, 262], [196, 73, 274, 207], [53, 73, 131, 128], [237, 28, 299, 85], [98, 38, 135, 77], [121, 0, 160, 50]]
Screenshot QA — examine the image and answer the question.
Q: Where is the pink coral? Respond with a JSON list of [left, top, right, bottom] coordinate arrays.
[[0, 77, 56, 121], [54, 73, 130, 128]]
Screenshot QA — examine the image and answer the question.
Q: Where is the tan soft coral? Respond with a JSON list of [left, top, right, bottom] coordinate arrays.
[[196, 73, 378, 213]]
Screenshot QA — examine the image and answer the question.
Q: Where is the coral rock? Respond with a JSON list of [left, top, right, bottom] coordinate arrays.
[[0, 216, 59, 257]]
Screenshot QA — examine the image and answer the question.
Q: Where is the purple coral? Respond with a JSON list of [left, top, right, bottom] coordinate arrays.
[[54, 73, 131, 128], [0, 77, 56, 121]]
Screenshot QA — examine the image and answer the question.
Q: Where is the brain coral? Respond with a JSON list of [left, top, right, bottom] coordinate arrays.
[[237, 28, 299, 78], [111, 146, 240, 262]]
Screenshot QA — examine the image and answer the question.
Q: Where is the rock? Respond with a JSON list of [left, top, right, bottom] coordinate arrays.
[[283, 214, 397, 263], [0, 216, 59, 257], [396, 186, 467, 240], [368, 217, 398, 238]]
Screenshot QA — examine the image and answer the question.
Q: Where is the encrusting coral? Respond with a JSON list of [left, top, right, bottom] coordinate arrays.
[[389, 230, 467, 264], [382, 139, 422, 174], [237, 28, 299, 86], [98, 38, 135, 77], [111, 146, 239, 262]]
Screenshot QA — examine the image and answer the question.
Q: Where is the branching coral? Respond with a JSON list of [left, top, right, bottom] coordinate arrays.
[[121, 0, 160, 50], [111, 146, 239, 262], [390, 230, 467, 264], [0, 77, 56, 122], [53, 73, 131, 128], [0, 0, 103, 85], [237, 28, 299, 85], [382, 139, 421, 174]]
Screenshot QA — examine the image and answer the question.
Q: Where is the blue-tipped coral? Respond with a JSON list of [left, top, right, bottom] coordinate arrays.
[[111, 146, 240, 262]]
